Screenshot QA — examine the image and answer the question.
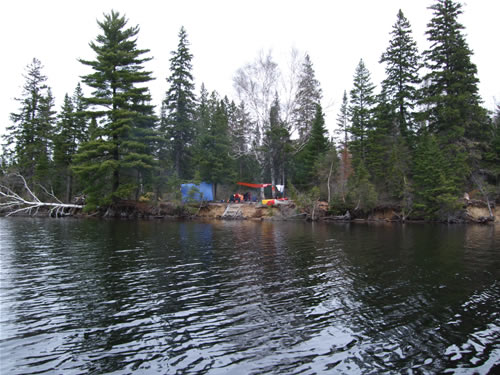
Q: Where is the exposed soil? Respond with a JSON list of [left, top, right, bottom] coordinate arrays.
[[53, 198, 500, 224]]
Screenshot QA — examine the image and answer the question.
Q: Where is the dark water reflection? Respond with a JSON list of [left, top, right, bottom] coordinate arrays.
[[0, 218, 499, 374]]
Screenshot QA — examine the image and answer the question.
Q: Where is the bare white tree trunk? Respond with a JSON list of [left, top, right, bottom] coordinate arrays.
[[327, 157, 334, 204], [0, 174, 83, 217]]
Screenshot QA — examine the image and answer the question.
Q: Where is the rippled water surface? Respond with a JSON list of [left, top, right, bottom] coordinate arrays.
[[1, 218, 499, 374]]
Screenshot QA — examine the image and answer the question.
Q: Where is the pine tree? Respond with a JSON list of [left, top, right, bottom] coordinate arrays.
[[74, 10, 156, 207], [348, 59, 376, 163], [4, 58, 55, 186], [292, 54, 322, 141], [380, 9, 420, 140], [161, 26, 196, 179]]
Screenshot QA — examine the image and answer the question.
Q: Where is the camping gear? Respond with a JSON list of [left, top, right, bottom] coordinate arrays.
[[262, 198, 289, 206]]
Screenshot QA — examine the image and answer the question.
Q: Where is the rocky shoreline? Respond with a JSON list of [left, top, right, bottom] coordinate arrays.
[[69, 199, 498, 224]]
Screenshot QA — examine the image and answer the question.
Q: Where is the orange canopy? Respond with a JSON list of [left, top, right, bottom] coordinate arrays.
[[237, 182, 273, 189]]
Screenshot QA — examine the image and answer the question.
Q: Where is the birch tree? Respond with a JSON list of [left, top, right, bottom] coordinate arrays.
[[232, 49, 305, 197]]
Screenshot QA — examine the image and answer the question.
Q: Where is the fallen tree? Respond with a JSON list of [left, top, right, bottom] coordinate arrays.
[[0, 174, 83, 217]]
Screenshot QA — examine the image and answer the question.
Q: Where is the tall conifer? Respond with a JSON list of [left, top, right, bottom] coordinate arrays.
[[74, 10, 156, 206], [292, 54, 322, 141], [293, 104, 328, 188], [419, 0, 487, 211], [380, 9, 420, 139], [161, 26, 196, 179], [422, 0, 484, 141], [348, 59, 376, 162], [4, 58, 55, 185]]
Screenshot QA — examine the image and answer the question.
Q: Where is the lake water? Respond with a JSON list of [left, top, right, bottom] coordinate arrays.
[[0, 218, 499, 374]]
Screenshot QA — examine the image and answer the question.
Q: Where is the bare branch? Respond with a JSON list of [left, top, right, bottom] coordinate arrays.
[[15, 173, 40, 202], [0, 174, 83, 217], [37, 183, 63, 204]]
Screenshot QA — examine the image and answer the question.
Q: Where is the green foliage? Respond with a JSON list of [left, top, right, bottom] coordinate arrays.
[[482, 106, 500, 186], [380, 9, 420, 138], [412, 132, 462, 219], [4, 58, 55, 187], [293, 104, 328, 188], [288, 183, 321, 219], [194, 92, 235, 197], [335, 90, 349, 148], [52, 84, 89, 202], [347, 159, 378, 212], [263, 95, 291, 194], [348, 59, 376, 162], [292, 54, 323, 141], [74, 10, 157, 206], [161, 26, 196, 179], [421, 0, 485, 143], [1, 3, 496, 219]]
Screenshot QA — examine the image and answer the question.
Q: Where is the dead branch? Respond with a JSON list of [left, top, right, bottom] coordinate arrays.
[[0, 174, 83, 217], [470, 173, 494, 219]]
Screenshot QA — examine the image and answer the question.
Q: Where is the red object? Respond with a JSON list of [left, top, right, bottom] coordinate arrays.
[[237, 182, 272, 189]]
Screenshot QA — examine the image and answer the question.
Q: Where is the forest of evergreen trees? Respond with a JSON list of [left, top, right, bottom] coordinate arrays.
[[1, 0, 499, 221]]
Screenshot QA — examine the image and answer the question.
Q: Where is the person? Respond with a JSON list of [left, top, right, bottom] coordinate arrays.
[[229, 194, 235, 203]]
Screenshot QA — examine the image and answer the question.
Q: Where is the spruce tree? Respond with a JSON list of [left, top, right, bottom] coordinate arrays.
[[292, 54, 322, 141], [335, 90, 350, 150], [347, 158, 378, 212], [380, 9, 420, 139], [196, 93, 235, 199], [422, 0, 484, 142], [482, 105, 500, 189], [72, 83, 89, 143], [74, 10, 156, 207], [412, 131, 461, 220], [161, 26, 196, 179], [335, 90, 352, 203], [420, 0, 488, 211], [364, 95, 395, 185], [293, 104, 328, 188], [264, 95, 291, 196], [4, 58, 55, 186], [53, 84, 89, 202], [53, 93, 76, 201], [348, 59, 376, 163]]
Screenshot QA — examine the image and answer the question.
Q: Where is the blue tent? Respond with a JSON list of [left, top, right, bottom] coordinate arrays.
[[181, 182, 214, 202]]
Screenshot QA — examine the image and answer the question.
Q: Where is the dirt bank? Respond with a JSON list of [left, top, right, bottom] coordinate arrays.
[[74, 199, 498, 224]]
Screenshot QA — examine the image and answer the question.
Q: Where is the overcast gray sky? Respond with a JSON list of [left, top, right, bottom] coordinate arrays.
[[1, 0, 499, 138]]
